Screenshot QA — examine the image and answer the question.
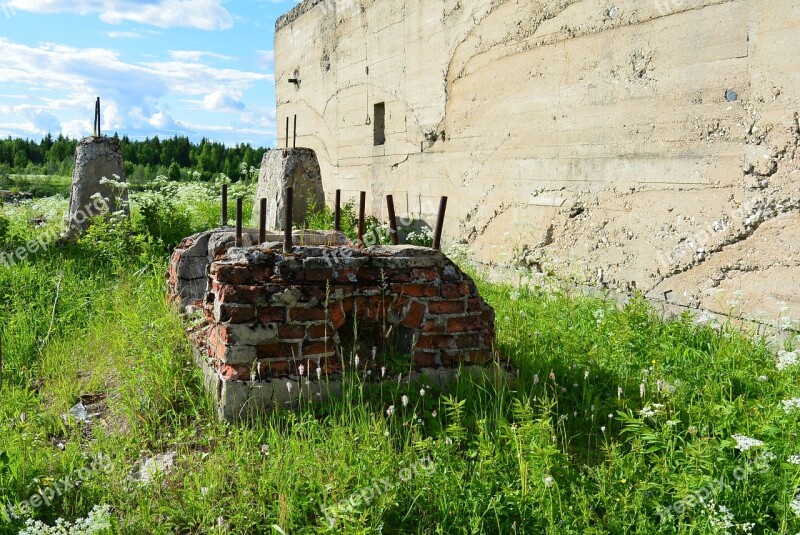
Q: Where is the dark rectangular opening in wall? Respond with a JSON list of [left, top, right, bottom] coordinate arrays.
[[373, 102, 386, 146]]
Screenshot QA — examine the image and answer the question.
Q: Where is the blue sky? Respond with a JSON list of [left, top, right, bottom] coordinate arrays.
[[0, 0, 301, 147]]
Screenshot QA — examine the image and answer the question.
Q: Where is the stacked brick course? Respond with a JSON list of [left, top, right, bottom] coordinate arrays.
[[203, 244, 495, 381]]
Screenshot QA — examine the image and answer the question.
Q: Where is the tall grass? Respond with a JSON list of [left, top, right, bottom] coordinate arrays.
[[0, 187, 798, 534]]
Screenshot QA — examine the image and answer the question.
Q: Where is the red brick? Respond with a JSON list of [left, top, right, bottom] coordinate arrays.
[[258, 359, 291, 376], [428, 300, 466, 315], [443, 350, 491, 366], [393, 284, 438, 298], [303, 341, 335, 357], [421, 319, 446, 333], [446, 315, 484, 333], [288, 307, 328, 322], [257, 343, 300, 360], [217, 284, 265, 305], [218, 304, 255, 323], [258, 306, 286, 323], [412, 268, 438, 282], [219, 364, 250, 381], [401, 301, 426, 329], [305, 268, 334, 282], [329, 304, 346, 329], [467, 298, 486, 313], [212, 264, 252, 284], [414, 350, 439, 367], [355, 267, 382, 282], [440, 283, 469, 299], [306, 323, 332, 339], [416, 335, 452, 350], [454, 334, 481, 349], [278, 324, 305, 339]]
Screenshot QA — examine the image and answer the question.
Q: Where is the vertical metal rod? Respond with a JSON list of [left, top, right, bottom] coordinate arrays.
[[259, 198, 267, 244], [357, 191, 366, 247], [334, 189, 341, 231], [284, 187, 294, 253], [293, 115, 297, 148], [432, 196, 448, 251], [94, 98, 101, 137], [285, 117, 289, 150], [386, 194, 399, 245], [235, 198, 243, 247], [221, 185, 228, 227]]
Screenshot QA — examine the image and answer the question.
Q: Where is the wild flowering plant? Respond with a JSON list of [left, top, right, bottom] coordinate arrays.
[[18, 504, 112, 535]]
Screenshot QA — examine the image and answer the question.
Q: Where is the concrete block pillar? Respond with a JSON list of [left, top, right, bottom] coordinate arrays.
[[253, 148, 325, 231]]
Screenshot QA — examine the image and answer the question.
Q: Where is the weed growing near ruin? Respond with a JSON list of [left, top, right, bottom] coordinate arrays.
[[1, 180, 799, 534]]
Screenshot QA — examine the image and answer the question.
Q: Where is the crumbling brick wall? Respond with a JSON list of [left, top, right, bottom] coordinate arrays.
[[203, 244, 496, 382]]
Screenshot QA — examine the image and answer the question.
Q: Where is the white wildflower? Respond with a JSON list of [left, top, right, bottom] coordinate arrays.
[[791, 494, 800, 518], [788, 455, 800, 465], [732, 434, 764, 451], [758, 375, 769, 382], [533, 374, 540, 386], [584, 370, 590, 380], [543, 475, 554, 487], [286, 382, 293, 393], [777, 350, 798, 371], [354, 355, 360, 367], [420, 388, 426, 397], [640, 382, 646, 398], [781, 398, 800, 414], [386, 405, 395, 417], [401, 395, 409, 407], [298, 364, 305, 377], [617, 386, 623, 399], [316, 367, 322, 380]]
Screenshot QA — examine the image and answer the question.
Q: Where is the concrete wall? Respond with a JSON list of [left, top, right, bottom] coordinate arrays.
[[274, 0, 800, 328]]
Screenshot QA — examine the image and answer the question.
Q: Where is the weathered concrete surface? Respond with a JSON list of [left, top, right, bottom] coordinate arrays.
[[253, 148, 325, 230], [65, 136, 129, 237], [275, 0, 800, 327]]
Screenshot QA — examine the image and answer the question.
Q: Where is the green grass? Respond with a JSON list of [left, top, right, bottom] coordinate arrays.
[[0, 187, 799, 534]]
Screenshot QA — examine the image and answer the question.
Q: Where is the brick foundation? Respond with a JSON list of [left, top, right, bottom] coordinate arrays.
[[168, 228, 498, 420]]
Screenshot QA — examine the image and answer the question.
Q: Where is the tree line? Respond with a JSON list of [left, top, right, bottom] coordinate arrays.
[[0, 134, 267, 183]]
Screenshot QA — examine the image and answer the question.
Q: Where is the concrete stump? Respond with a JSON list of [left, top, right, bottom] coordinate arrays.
[[64, 136, 129, 238], [252, 148, 325, 231]]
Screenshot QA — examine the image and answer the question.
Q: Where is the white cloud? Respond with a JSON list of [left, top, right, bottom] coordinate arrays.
[[255, 50, 274, 71], [7, 0, 234, 30], [0, 37, 275, 145], [202, 90, 245, 112], [169, 50, 234, 62]]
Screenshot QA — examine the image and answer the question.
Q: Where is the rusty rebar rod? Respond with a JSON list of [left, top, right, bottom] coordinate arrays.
[[285, 117, 290, 150], [94, 97, 101, 137], [386, 194, 399, 245], [259, 198, 267, 244], [221, 185, 228, 227], [235, 198, 243, 247], [334, 189, 341, 231], [284, 187, 294, 253], [358, 191, 366, 247], [293, 114, 297, 148], [432, 196, 448, 251]]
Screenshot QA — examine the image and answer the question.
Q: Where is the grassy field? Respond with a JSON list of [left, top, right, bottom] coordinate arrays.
[[0, 184, 799, 534]]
